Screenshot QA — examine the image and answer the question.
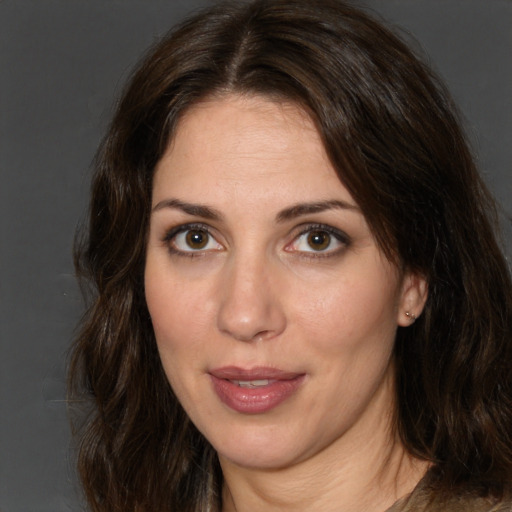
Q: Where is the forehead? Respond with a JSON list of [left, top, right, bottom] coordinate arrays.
[[152, 94, 354, 208], [172, 94, 319, 161]]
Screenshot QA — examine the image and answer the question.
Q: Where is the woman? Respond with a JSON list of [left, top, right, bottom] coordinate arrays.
[[69, 0, 512, 511]]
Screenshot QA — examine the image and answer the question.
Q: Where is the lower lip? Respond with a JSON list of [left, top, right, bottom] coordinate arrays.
[[210, 375, 305, 414]]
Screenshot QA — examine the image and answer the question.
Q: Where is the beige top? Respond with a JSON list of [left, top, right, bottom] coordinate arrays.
[[386, 474, 512, 512]]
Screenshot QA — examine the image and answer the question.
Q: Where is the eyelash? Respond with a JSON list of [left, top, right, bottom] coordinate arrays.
[[287, 223, 351, 259], [161, 222, 351, 259], [162, 223, 219, 258]]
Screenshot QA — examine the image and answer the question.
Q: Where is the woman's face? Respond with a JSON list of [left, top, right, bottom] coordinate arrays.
[[145, 95, 425, 470]]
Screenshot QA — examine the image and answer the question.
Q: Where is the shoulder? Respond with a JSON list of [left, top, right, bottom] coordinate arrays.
[[388, 495, 512, 512], [387, 482, 512, 512]]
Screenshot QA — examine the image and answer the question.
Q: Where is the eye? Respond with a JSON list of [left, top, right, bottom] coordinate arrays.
[[286, 225, 349, 255], [164, 224, 223, 255], [305, 230, 332, 251]]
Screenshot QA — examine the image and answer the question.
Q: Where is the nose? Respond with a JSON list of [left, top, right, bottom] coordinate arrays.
[[216, 254, 287, 342]]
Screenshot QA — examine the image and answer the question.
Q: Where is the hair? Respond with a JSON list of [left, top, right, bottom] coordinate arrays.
[[69, 0, 512, 510]]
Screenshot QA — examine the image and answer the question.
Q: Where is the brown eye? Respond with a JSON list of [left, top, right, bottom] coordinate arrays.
[[286, 225, 348, 256], [167, 225, 223, 255], [307, 230, 331, 251], [185, 229, 209, 249]]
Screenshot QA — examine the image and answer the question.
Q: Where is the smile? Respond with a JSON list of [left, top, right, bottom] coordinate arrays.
[[209, 367, 305, 414], [231, 379, 274, 388]]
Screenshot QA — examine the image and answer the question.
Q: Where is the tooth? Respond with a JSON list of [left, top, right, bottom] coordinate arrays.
[[249, 379, 270, 387], [233, 379, 270, 388]]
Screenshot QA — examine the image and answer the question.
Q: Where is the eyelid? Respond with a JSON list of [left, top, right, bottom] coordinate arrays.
[[285, 223, 351, 256], [161, 221, 350, 258], [162, 222, 224, 255]]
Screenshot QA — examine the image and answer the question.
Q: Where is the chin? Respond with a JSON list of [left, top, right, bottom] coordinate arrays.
[[207, 423, 300, 469], [220, 446, 298, 471]]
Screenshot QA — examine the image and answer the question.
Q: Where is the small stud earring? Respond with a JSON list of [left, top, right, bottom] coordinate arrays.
[[405, 311, 417, 322]]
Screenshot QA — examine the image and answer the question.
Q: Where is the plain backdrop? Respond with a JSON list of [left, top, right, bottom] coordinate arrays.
[[1, 1, 511, 510]]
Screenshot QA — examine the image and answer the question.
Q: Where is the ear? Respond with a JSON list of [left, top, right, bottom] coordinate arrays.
[[397, 272, 428, 327]]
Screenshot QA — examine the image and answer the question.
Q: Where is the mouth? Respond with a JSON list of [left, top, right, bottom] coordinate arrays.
[[209, 366, 305, 414], [230, 379, 275, 388]]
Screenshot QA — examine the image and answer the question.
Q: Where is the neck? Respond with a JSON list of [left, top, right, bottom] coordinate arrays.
[[222, 445, 427, 512], [220, 375, 429, 512]]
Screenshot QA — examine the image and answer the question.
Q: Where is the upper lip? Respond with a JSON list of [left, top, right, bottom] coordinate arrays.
[[209, 366, 303, 380]]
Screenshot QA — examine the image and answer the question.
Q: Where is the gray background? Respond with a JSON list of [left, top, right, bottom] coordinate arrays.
[[1, 1, 510, 510]]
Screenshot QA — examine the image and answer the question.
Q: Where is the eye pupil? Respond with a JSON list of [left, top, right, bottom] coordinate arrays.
[[307, 230, 330, 251], [186, 230, 208, 249]]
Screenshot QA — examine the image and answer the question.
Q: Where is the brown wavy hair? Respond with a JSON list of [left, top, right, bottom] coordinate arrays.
[[69, 0, 512, 510]]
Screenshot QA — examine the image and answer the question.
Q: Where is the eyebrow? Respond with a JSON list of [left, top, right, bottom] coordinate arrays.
[[152, 198, 223, 220], [275, 199, 359, 222], [151, 198, 359, 222]]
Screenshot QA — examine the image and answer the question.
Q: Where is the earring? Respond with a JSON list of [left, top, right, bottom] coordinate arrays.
[[405, 311, 417, 322]]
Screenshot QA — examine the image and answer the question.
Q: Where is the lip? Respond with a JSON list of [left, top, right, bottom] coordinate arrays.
[[209, 366, 305, 414]]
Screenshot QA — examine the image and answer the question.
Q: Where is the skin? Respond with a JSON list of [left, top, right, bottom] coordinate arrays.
[[145, 95, 428, 512]]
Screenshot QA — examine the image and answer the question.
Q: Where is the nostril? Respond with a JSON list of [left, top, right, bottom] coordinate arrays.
[[216, 259, 287, 342], [232, 329, 272, 343], [216, 299, 287, 343]]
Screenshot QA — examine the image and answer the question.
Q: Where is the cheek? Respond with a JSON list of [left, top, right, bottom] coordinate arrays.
[[145, 271, 209, 407], [299, 272, 399, 323], [145, 251, 214, 331], [145, 261, 210, 367], [289, 264, 400, 356]]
